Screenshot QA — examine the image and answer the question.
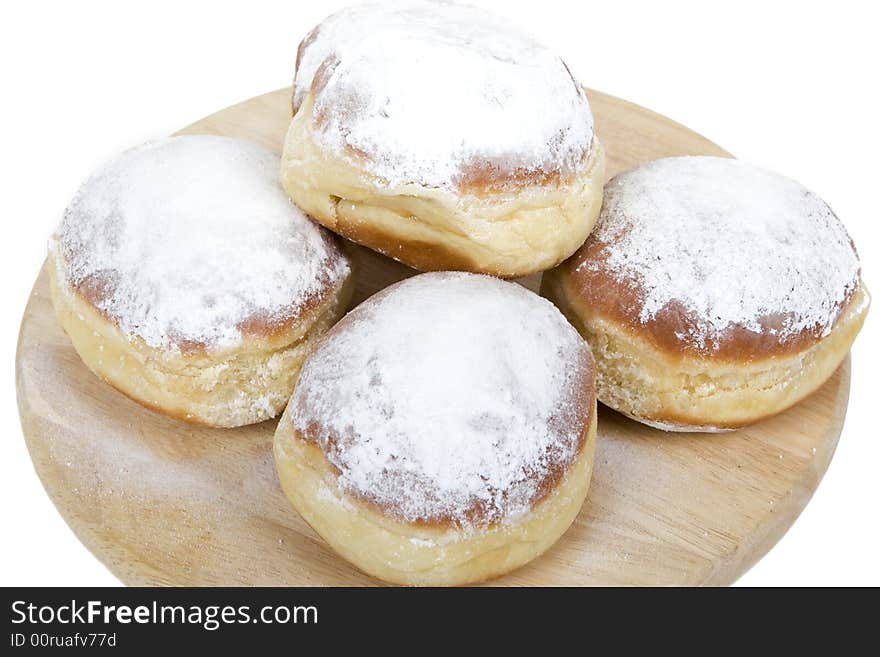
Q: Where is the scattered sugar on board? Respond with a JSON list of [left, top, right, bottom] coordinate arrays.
[[296, 1, 594, 189], [581, 156, 860, 351], [291, 272, 590, 527], [54, 135, 349, 351]]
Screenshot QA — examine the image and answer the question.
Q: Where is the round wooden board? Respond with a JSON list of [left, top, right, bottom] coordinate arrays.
[[16, 88, 851, 586]]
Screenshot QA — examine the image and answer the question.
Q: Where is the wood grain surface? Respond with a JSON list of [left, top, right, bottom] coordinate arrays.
[[15, 88, 851, 585]]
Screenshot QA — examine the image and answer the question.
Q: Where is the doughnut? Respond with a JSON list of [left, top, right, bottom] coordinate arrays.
[[274, 272, 596, 585], [49, 135, 354, 428], [542, 156, 870, 432], [281, 1, 605, 278]]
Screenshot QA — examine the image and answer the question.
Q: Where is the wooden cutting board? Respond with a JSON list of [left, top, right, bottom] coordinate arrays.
[[16, 88, 851, 586]]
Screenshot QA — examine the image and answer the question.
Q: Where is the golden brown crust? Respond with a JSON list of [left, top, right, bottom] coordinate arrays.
[[316, 200, 498, 274], [280, 101, 606, 278], [49, 251, 356, 428], [561, 232, 857, 361], [454, 157, 583, 197], [61, 229, 350, 356], [542, 265, 870, 430], [274, 403, 597, 585]]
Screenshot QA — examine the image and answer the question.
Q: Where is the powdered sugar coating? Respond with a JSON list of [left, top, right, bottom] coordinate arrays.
[[295, 1, 594, 190], [293, 0, 416, 113], [291, 272, 593, 526], [578, 156, 860, 353], [54, 136, 350, 351]]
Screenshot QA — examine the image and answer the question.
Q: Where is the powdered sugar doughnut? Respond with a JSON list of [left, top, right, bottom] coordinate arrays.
[[49, 135, 353, 427], [274, 272, 596, 585], [281, 1, 605, 277], [542, 156, 870, 431]]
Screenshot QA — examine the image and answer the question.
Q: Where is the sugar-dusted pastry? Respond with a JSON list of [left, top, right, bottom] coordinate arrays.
[[274, 272, 596, 585], [542, 156, 869, 431], [282, 1, 605, 277], [49, 135, 353, 427]]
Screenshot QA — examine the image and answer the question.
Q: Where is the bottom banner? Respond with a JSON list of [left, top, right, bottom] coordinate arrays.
[[0, 586, 846, 650]]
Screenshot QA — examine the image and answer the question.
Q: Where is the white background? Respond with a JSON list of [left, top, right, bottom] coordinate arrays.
[[0, 0, 877, 586]]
